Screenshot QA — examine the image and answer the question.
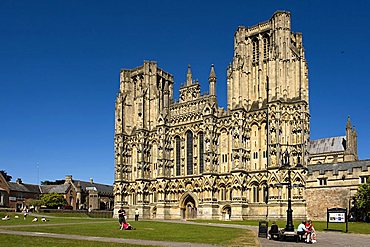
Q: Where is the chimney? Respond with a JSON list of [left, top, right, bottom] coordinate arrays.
[[16, 178, 22, 184]]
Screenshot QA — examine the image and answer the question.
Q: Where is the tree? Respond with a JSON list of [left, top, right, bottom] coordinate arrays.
[[0, 170, 12, 182], [27, 199, 43, 208], [41, 180, 65, 185], [354, 181, 370, 220], [40, 193, 67, 208]]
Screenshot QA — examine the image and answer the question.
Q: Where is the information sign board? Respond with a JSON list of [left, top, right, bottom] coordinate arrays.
[[329, 212, 346, 223]]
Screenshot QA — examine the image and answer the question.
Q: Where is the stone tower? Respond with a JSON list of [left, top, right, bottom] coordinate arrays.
[[227, 11, 309, 172]]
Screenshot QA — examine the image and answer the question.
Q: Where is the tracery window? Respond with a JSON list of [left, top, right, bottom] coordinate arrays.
[[252, 38, 259, 63], [199, 132, 204, 174], [175, 136, 181, 176], [186, 131, 193, 175]]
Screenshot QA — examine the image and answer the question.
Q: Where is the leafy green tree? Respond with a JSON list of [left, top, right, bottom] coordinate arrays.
[[27, 199, 43, 207], [0, 170, 12, 182], [354, 181, 370, 217], [40, 193, 67, 208], [41, 180, 65, 185]]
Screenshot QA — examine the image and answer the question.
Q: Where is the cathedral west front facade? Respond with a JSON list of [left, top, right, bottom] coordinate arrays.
[[113, 11, 311, 220]]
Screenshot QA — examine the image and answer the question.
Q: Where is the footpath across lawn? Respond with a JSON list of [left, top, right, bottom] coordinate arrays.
[[193, 219, 370, 235], [0, 218, 256, 246]]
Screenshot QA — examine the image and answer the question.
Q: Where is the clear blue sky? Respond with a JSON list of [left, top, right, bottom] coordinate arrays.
[[1, 0, 369, 185]]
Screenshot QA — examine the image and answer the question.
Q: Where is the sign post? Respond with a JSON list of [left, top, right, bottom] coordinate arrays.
[[326, 208, 348, 233]]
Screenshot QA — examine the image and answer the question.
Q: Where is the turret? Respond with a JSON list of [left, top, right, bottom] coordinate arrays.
[[345, 115, 352, 152], [345, 116, 358, 161], [208, 64, 216, 96], [186, 64, 193, 86]]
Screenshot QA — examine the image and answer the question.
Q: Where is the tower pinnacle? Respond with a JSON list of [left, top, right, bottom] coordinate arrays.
[[186, 64, 192, 86], [208, 64, 216, 96]]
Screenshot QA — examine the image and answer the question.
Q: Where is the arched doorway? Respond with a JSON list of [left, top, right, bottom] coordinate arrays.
[[222, 205, 231, 220], [180, 193, 197, 219]]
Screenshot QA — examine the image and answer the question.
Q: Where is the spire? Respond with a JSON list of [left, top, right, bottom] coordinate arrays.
[[209, 64, 216, 81], [346, 115, 352, 130], [186, 64, 192, 86], [208, 64, 216, 96]]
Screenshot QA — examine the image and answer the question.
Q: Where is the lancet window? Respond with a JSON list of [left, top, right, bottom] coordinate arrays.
[[175, 136, 181, 176], [199, 132, 204, 174], [186, 131, 193, 175]]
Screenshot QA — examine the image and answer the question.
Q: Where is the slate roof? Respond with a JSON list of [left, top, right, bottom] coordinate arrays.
[[307, 159, 370, 175], [73, 180, 113, 196], [8, 182, 41, 193], [308, 136, 346, 155], [40, 184, 70, 194]]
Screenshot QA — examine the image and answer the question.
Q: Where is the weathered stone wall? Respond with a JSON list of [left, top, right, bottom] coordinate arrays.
[[306, 187, 351, 221]]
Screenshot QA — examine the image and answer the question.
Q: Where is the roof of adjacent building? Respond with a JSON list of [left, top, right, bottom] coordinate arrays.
[[8, 182, 41, 193], [40, 184, 70, 194], [72, 180, 113, 196], [308, 136, 346, 155], [6, 176, 113, 196], [308, 159, 370, 175]]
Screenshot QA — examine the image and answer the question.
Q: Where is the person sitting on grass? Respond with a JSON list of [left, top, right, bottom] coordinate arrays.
[[41, 216, 47, 222], [32, 217, 38, 222], [122, 222, 136, 230]]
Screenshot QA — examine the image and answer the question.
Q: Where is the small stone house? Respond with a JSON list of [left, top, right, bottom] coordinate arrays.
[[0, 174, 113, 211], [63, 175, 114, 210]]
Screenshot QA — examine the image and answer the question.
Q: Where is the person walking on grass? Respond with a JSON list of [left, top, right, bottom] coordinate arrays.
[[135, 208, 139, 221]]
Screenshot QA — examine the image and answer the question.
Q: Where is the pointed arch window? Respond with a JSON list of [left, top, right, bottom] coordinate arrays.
[[253, 185, 260, 202], [175, 136, 181, 176], [186, 131, 193, 175], [199, 132, 204, 174], [252, 38, 259, 63]]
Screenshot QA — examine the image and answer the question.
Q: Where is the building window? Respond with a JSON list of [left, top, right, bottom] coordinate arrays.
[[360, 176, 368, 184], [253, 186, 259, 202], [186, 131, 193, 175], [252, 39, 259, 63], [318, 178, 327, 186], [263, 185, 268, 203], [220, 187, 226, 201], [175, 136, 181, 176], [199, 132, 204, 174]]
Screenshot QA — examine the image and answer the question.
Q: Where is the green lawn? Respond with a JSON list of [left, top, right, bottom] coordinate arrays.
[[0, 212, 109, 226], [0, 217, 256, 246], [0, 234, 152, 247], [193, 219, 370, 234]]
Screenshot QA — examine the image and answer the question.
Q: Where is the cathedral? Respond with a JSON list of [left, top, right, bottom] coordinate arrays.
[[113, 11, 368, 221]]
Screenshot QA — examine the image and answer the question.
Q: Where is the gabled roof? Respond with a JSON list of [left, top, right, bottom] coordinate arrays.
[[308, 136, 346, 155], [8, 182, 41, 193], [73, 180, 113, 196], [40, 184, 70, 194]]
